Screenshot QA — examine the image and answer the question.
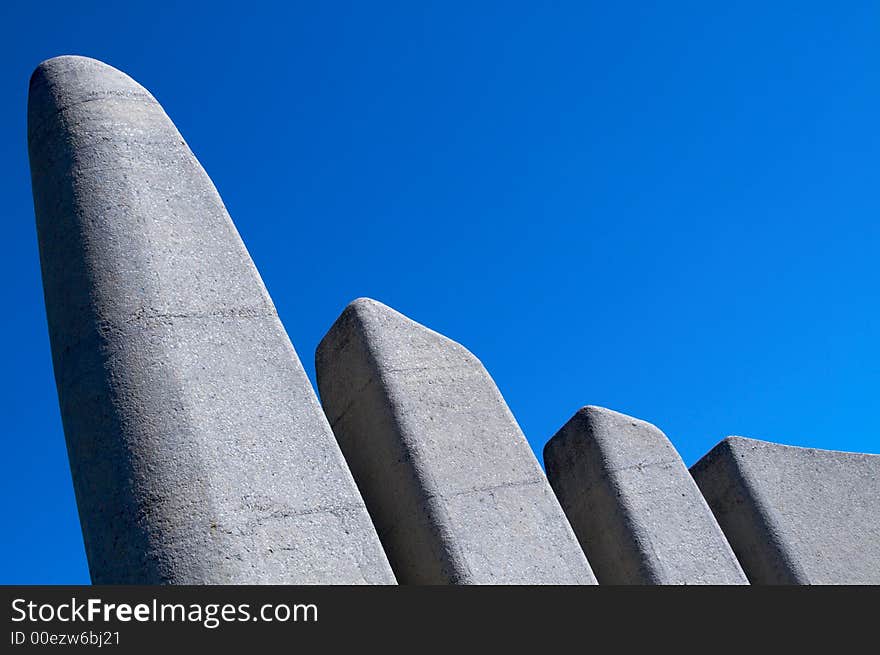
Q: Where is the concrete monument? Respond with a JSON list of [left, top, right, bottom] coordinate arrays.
[[315, 298, 596, 584], [28, 56, 395, 584]]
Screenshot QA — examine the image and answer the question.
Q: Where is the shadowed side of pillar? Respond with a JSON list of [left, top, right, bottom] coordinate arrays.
[[544, 406, 747, 584], [28, 55, 395, 584], [315, 298, 596, 584], [691, 436, 880, 584]]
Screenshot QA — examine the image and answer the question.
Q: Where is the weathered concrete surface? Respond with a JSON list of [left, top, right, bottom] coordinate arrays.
[[544, 406, 747, 584], [691, 436, 880, 584], [316, 298, 596, 584], [28, 55, 395, 584]]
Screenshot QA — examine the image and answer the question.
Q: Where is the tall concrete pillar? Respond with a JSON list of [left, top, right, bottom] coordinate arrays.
[[315, 298, 596, 584], [28, 55, 395, 584], [691, 436, 880, 584], [544, 406, 747, 584]]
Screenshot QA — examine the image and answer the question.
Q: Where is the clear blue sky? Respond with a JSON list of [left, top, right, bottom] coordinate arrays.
[[1, 2, 878, 584]]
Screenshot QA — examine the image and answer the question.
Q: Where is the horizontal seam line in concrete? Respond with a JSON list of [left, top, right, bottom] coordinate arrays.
[[29, 95, 155, 133], [383, 365, 479, 374], [424, 477, 546, 502], [122, 309, 276, 322], [55, 160, 191, 175], [246, 502, 369, 521], [35, 91, 153, 116], [212, 503, 371, 536], [53, 309, 280, 335], [55, 308, 279, 365], [605, 458, 682, 474]]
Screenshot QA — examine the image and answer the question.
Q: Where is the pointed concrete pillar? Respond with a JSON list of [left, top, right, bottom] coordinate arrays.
[[28, 55, 395, 584], [544, 406, 747, 584], [315, 298, 596, 584], [691, 436, 880, 584]]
